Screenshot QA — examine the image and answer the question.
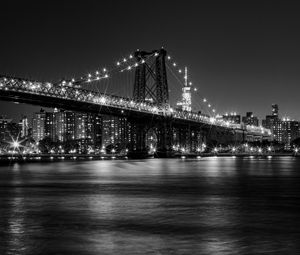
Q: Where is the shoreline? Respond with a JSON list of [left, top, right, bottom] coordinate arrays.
[[0, 152, 299, 164]]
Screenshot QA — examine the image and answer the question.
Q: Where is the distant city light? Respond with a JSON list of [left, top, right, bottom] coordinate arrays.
[[12, 141, 20, 148]]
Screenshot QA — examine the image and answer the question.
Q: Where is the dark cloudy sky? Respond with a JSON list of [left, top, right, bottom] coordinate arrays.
[[1, 1, 300, 121]]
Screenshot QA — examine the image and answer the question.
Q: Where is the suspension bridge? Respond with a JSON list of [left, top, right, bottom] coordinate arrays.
[[0, 48, 271, 157]]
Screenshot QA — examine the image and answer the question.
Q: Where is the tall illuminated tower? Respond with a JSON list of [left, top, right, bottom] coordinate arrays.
[[177, 67, 192, 112]]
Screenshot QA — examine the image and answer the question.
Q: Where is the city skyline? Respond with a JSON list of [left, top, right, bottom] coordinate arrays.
[[2, 103, 299, 152], [1, 1, 300, 120], [2, 3, 300, 255]]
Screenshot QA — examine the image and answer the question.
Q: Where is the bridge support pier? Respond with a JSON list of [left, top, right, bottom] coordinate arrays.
[[127, 119, 148, 158], [156, 118, 174, 157]]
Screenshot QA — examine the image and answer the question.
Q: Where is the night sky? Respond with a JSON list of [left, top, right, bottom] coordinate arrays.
[[1, 1, 300, 121]]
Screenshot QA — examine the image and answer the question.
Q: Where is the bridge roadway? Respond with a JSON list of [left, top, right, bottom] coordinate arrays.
[[0, 75, 271, 139]]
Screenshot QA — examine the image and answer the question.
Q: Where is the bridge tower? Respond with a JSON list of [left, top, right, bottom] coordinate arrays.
[[133, 49, 169, 108], [128, 49, 171, 157]]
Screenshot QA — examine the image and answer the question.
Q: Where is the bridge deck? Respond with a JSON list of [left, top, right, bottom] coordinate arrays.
[[0, 75, 271, 137]]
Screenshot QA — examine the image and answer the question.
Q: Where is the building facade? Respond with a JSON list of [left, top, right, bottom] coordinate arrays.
[[242, 112, 259, 126], [262, 104, 300, 149], [222, 113, 241, 124], [32, 109, 46, 142]]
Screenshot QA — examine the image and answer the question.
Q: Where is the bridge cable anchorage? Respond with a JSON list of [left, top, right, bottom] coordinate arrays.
[[166, 53, 218, 117]]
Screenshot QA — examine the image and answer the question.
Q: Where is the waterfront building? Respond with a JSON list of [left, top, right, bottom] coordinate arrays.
[[45, 112, 56, 141], [222, 113, 241, 124], [281, 119, 300, 150], [262, 104, 281, 141], [0, 117, 12, 141], [102, 115, 130, 151], [262, 104, 300, 149], [19, 116, 29, 138], [242, 112, 259, 126], [74, 113, 102, 153], [32, 109, 46, 142], [44, 109, 76, 142]]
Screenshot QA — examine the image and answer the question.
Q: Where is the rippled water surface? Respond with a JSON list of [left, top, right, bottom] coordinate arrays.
[[1, 157, 300, 254]]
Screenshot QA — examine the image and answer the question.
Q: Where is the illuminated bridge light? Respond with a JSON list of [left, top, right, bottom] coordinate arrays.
[[210, 117, 216, 123], [100, 97, 106, 104]]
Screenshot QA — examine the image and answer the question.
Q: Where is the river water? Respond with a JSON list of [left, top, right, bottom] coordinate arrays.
[[0, 157, 300, 254]]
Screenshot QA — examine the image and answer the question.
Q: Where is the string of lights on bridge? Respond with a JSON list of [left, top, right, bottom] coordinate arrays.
[[60, 49, 219, 119], [62, 51, 157, 87], [165, 53, 219, 117], [0, 74, 271, 137]]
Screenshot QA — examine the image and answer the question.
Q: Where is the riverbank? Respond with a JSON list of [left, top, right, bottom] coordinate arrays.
[[0, 152, 299, 164]]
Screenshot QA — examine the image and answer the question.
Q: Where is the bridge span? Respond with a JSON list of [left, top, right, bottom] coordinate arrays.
[[0, 49, 271, 157]]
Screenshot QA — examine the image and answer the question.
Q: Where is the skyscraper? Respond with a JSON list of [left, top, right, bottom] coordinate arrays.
[[281, 119, 300, 150], [45, 112, 56, 141], [74, 113, 102, 153], [272, 104, 279, 117], [0, 117, 12, 141], [262, 104, 300, 149], [19, 116, 29, 138], [102, 115, 130, 150], [32, 109, 46, 142], [176, 67, 192, 112]]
